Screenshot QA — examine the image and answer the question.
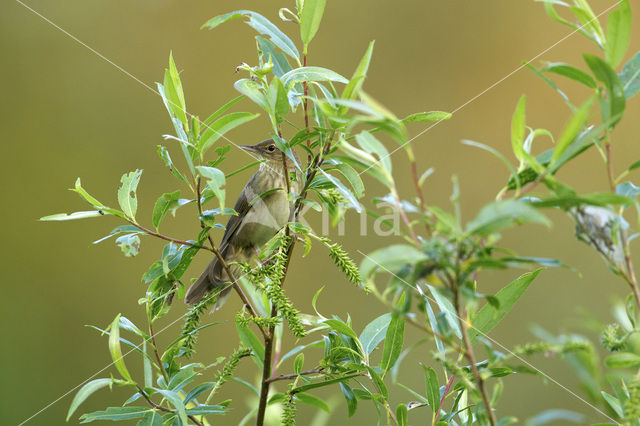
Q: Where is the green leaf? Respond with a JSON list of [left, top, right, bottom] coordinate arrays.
[[295, 393, 330, 413], [380, 315, 405, 374], [268, 77, 289, 117], [324, 318, 359, 342], [203, 95, 246, 124], [605, 0, 631, 68], [423, 366, 440, 414], [153, 388, 188, 425], [341, 41, 375, 106], [67, 378, 116, 421], [469, 269, 542, 339], [396, 403, 408, 426], [525, 409, 586, 425], [157, 145, 187, 182], [256, 36, 292, 78], [281, 66, 348, 86], [234, 79, 269, 111], [604, 352, 640, 368], [330, 163, 365, 198], [299, 0, 326, 48], [202, 10, 299, 60], [402, 111, 452, 123], [428, 286, 462, 339], [116, 233, 141, 257], [542, 62, 596, 88], [355, 131, 391, 176], [161, 53, 188, 127], [236, 321, 265, 367], [511, 95, 527, 163], [360, 244, 427, 279], [466, 200, 550, 237], [294, 353, 304, 375], [200, 112, 260, 154], [197, 166, 226, 210], [620, 50, 640, 98], [291, 373, 361, 394], [366, 366, 388, 399], [339, 382, 357, 417], [584, 55, 626, 126], [318, 168, 361, 212], [108, 314, 132, 381], [185, 405, 228, 415], [152, 191, 181, 230], [359, 313, 392, 355], [40, 211, 105, 221], [79, 407, 151, 423], [552, 96, 595, 163], [601, 391, 624, 417], [117, 170, 143, 220]]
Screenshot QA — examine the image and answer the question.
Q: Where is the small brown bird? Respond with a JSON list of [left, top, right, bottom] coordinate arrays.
[[185, 139, 301, 306]]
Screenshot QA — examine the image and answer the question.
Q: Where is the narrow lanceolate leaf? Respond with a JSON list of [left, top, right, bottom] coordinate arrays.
[[153, 388, 189, 425], [318, 168, 361, 212], [359, 313, 392, 355], [360, 244, 428, 279], [401, 111, 452, 123], [152, 191, 181, 230], [396, 403, 408, 426], [163, 53, 188, 127], [551, 96, 595, 163], [583, 55, 626, 126], [604, 0, 631, 68], [380, 315, 405, 375], [299, 0, 326, 48], [234, 79, 270, 111], [117, 170, 143, 220], [620, 51, 640, 98], [469, 269, 542, 340], [40, 211, 105, 221], [67, 378, 118, 421], [423, 366, 440, 414], [291, 373, 361, 394], [355, 131, 392, 176], [79, 406, 151, 422], [201, 10, 300, 60], [281, 66, 349, 86], [108, 314, 132, 382], [542, 63, 596, 88], [342, 41, 375, 106], [465, 199, 550, 237], [257, 36, 292, 78], [200, 112, 259, 154], [511, 95, 526, 163], [604, 352, 640, 368]]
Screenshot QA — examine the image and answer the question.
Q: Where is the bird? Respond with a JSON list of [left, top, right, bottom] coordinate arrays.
[[184, 138, 302, 306]]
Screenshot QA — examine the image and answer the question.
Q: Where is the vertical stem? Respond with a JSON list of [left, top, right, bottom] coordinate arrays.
[[256, 332, 274, 426], [433, 374, 455, 423], [149, 321, 168, 383], [454, 289, 495, 426]]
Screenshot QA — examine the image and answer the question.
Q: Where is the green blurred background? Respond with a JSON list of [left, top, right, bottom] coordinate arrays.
[[2, 0, 640, 424]]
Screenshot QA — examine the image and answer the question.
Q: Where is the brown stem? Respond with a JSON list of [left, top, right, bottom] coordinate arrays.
[[433, 374, 455, 423], [256, 328, 274, 426], [265, 367, 324, 383], [454, 289, 495, 426], [126, 219, 213, 252], [149, 321, 168, 383], [622, 237, 640, 308]]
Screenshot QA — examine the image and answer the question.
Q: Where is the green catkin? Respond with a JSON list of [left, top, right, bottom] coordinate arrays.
[[624, 377, 640, 423], [209, 346, 252, 398], [328, 243, 362, 286], [281, 394, 297, 426], [601, 323, 627, 351], [180, 290, 220, 357]]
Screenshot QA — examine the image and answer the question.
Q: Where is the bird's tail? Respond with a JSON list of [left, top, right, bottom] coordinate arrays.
[[185, 244, 242, 307]]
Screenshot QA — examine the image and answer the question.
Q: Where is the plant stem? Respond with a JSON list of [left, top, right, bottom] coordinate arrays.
[[433, 374, 455, 423], [454, 288, 495, 426], [303, 53, 311, 164], [149, 321, 168, 383], [137, 386, 204, 426], [126, 219, 213, 252], [256, 328, 274, 426], [265, 367, 324, 383]]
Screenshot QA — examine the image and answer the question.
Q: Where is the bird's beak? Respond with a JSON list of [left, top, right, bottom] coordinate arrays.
[[240, 145, 258, 153]]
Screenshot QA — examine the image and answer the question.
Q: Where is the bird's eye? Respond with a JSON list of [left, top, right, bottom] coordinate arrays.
[[267, 145, 276, 152]]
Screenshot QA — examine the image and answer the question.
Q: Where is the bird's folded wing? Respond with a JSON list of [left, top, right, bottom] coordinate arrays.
[[219, 186, 250, 251]]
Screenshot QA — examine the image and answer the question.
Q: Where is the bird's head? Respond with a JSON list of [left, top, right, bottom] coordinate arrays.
[[240, 139, 295, 165]]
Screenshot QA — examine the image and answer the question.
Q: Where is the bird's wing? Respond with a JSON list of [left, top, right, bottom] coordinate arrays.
[[219, 184, 251, 251]]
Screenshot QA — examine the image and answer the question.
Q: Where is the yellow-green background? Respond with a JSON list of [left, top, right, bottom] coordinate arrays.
[[2, 0, 640, 424]]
